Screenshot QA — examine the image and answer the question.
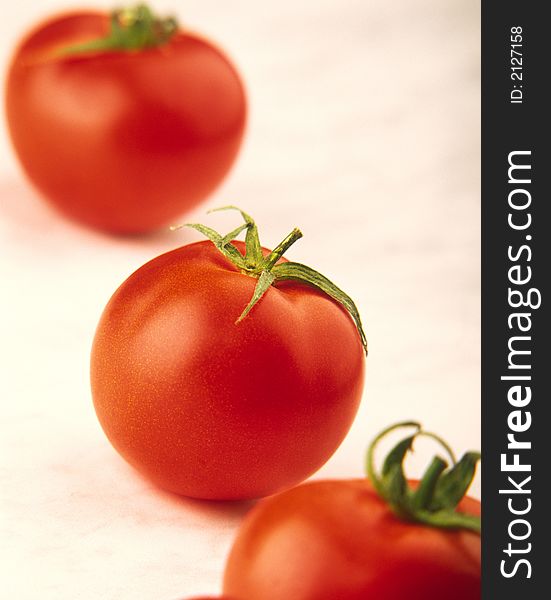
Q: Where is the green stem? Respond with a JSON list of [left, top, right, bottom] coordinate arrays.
[[60, 4, 178, 56], [263, 228, 303, 270]]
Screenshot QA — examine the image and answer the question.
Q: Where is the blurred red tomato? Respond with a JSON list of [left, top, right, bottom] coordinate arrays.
[[5, 6, 246, 233], [223, 479, 481, 600]]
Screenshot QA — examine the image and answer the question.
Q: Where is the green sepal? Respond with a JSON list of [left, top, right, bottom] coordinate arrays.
[[410, 456, 448, 511], [237, 270, 276, 323], [366, 422, 481, 535], [430, 451, 482, 511], [60, 4, 178, 56], [210, 206, 263, 267], [414, 507, 482, 532], [272, 262, 367, 353], [381, 434, 416, 479], [384, 463, 413, 518], [378, 433, 417, 518], [181, 223, 248, 270], [177, 207, 367, 353]]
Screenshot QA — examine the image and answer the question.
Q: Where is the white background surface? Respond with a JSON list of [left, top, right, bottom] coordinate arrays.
[[0, 1, 481, 598]]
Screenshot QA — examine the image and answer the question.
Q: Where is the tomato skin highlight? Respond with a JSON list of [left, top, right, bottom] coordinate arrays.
[[5, 11, 246, 233], [223, 479, 481, 600], [90, 241, 365, 499]]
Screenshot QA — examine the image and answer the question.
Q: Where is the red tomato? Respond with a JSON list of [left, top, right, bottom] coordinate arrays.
[[90, 235, 365, 499], [5, 7, 246, 233], [223, 478, 481, 600]]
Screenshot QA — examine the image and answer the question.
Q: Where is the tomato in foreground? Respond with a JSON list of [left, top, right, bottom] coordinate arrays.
[[223, 422, 481, 600], [91, 208, 366, 499], [5, 4, 246, 233]]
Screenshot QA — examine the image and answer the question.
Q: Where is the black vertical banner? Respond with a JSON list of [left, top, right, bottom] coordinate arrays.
[[482, 2, 547, 598]]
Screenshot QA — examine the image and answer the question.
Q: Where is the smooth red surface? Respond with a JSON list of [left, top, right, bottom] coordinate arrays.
[[5, 11, 246, 233], [223, 479, 481, 600], [90, 241, 365, 500]]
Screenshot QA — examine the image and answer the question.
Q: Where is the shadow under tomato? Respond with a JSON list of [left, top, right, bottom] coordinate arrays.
[[0, 176, 196, 251], [132, 466, 259, 521], [46, 433, 257, 535]]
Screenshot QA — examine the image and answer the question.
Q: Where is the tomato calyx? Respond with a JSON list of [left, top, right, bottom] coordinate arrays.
[[60, 4, 178, 56], [173, 206, 367, 353], [366, 421, 481, 534]]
